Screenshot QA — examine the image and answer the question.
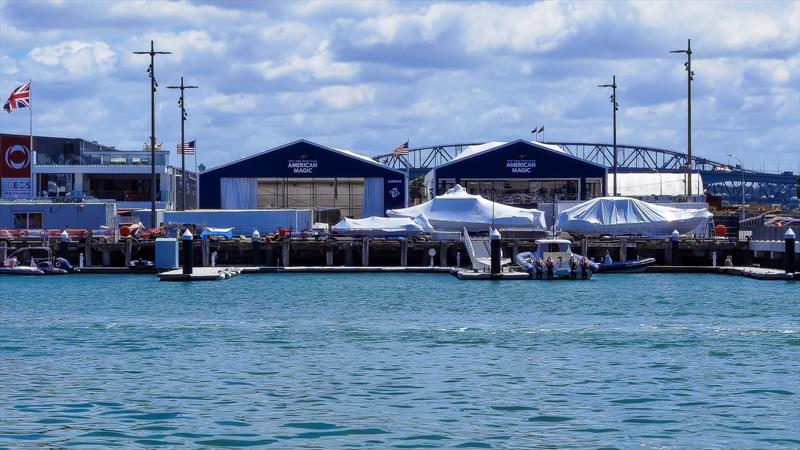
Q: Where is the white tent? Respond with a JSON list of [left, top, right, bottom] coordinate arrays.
[[387, 184, 547, 232], [607, 172, 704, 197], [556, 197, 712, 237], [332, 214, 433, 237]]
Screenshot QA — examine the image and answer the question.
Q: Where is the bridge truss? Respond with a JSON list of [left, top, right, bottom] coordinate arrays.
[[374, 142, 798, 205]]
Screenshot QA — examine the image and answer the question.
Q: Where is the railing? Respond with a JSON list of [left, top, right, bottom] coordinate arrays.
[[36, 151, 169, 166], [37, 190, 169, 202]]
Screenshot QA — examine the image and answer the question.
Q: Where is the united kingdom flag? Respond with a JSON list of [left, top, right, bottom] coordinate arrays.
[[3, 81, 31, 113]]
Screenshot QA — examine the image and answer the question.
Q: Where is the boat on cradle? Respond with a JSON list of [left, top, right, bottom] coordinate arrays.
[[0, 247, 75, 276], [598, 257, 656, 273], [515, 239, 599, 280]]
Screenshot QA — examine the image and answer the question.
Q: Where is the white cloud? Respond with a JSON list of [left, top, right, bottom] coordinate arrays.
[[279, 84, 375, 110], [481, 105, 522, 124], [201, 92, 259, 114], [630, 1, 799, 53], [0, 56, 19, 75], [351, 2, 604, 53], [254, 40, 359, 82], [108, 1, 241, 23], [28, 41, 116, 78], [128, 31, 225, 64]]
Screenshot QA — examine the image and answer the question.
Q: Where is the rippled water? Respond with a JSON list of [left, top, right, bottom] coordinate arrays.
[[1, 274, 798, 448]]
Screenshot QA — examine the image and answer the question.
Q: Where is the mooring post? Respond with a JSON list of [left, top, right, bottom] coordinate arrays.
[[362, 238, 370, 266], [581, 238, 588, 259], [326, 247, 334, 266], [182, 228, 194, 275], [620, 238, 628, 262], [490, 228, 501, 276], [124, 237, 132, 267], [785, 228, 796, 274], [281, 240, 290, 267], [456, 251, 461, 267], [670, 229, 680, 266], [439, 241, 448, 267], [400, 238, 408, 267], [345, 243, 354, 266], [84, 239, 92, 267], [201, 237, 210, 266], [251, 229, 261, 267], [59, 230, 70, 260]]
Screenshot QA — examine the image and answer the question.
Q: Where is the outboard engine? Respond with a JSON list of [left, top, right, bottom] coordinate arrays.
[[54, 257, 75, 273]]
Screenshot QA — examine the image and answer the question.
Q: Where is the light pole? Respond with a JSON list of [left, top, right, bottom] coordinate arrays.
[[728, 154, 746, 221], [599, 76, 619, 196], [133, 40, 171, 226], [650, 167, 663, 197], [671, 39, 694, 199], [167, 77, 198, 211]]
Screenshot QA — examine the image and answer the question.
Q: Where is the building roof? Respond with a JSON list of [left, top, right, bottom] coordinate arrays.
[[203, 139, 404, 176]]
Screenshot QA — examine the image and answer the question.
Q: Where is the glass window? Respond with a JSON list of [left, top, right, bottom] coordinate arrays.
[[11, 212, 42, 229]]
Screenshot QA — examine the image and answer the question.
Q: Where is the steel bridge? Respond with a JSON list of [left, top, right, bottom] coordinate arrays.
[[373, 142, 799, 205]]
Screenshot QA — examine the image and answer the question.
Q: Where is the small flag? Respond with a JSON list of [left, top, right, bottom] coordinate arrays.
[[3, 81, 31, 113], [176, 140, 196, 155], [392, 141, 409, 156], [538, 126, 544, 133]]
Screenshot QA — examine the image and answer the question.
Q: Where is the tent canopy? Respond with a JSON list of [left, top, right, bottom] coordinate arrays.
[[332, 214, 433, 237], [387, 184, 547, 232], [556, 196, 712, 237]]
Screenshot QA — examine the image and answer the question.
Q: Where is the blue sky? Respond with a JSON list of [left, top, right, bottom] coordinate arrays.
[[1, 0, 798, 173]]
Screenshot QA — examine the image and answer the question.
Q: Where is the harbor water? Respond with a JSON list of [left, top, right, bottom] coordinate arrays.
[[1, 274, 798, 448]]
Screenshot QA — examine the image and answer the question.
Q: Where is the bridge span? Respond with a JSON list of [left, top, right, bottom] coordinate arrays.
[[373, 142, 798, 205]]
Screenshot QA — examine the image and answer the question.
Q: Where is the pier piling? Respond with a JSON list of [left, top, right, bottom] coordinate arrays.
[[251, 230, 261, 266], [124, 238, 132, 267], [281, 241, 290, 267], [785, 228, 796, 274], [201, 238, 210, 266], [362, 238, 370, 266], [400, 239, 408, 267], [490, 228, 501, 276], [182, 229, 194, 275]]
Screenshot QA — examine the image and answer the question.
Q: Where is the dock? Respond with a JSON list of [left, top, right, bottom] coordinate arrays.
[[158, 267, 242, 281]]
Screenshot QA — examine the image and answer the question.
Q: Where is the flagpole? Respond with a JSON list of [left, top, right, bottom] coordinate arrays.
[[29, 80, 34, 198], [194, 142, 199, 210]]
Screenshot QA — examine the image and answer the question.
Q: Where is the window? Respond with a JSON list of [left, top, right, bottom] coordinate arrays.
[[586, 178, 603, 199], [12, 212, 43, 229]]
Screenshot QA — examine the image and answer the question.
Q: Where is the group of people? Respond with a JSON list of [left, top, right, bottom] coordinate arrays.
[[531, 255, 592, 280]]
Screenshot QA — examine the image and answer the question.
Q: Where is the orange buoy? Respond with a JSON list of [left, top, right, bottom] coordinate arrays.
[[120, 226, 131, 237], [714, 224, 727, 236]]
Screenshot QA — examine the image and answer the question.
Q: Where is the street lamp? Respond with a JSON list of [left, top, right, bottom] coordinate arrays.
[[599, 75, 619, 196], [167, 77, 199, 211], [728, 154, 745, 221], [649, 167, 663, 197], [133, 40, 171, 227], [671, 39, 694, 199], [727, 154, 746, 221]]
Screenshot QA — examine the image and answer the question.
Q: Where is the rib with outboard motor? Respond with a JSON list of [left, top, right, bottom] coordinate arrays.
[[515, 239, 599, 280]]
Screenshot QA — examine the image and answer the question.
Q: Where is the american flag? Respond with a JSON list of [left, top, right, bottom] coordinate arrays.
[[3, 81, 31, 113], [392, 141, 409, 156], [176, 140, 196, 155]]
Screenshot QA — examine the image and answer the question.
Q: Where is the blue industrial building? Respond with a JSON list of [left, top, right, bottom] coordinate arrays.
[[199, 140, 407, 219], [429, 140, 607, 208]]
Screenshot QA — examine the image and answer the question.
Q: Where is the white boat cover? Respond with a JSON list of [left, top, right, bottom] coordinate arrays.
[[386, 184, 547, 232], [332, 214, 433, 236], [556, 197, 712, 237]]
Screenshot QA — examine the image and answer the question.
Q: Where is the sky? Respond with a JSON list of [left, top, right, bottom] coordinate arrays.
[[1, 0, 798, 173]]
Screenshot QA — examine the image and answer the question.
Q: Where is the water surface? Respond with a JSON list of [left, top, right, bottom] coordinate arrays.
[[1, 274, 798, 448]]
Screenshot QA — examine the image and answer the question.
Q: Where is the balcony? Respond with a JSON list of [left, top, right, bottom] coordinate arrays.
[[36, 151, 169, 166]]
